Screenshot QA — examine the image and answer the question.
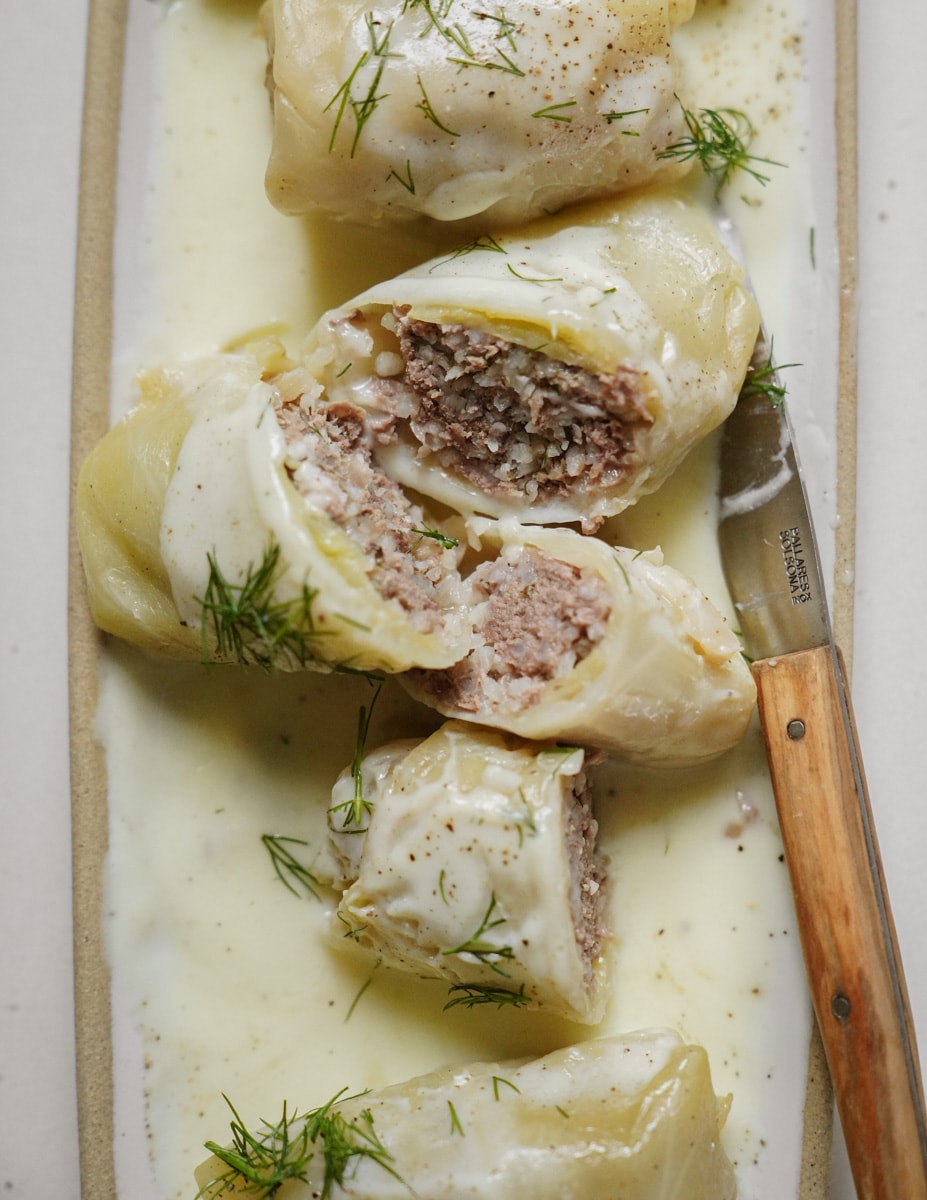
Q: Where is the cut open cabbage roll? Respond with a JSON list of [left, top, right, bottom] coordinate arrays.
[[261, 0, 696, 226], [403, 520, 756, 767], [305, 189, 759, 531], [314, 721, 607, 1024], [75, 351, 468, 672], [194, 1030, 735, 1199]]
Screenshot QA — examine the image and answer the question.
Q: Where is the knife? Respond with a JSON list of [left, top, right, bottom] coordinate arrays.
[[718, 331, 927, 1199]]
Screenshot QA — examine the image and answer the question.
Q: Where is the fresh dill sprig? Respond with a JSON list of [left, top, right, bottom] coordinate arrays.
[[345, 961, 381, 1022], [450, 232, 506, 256], [198, 1096, 313, 1198], [412, 525, 460, 549], [474, 7, 518, 51], [197, 542, 327, 671], [404, 0, 457, 39], [443, 20, 475, 58], [509, 787, 538, 847], [531, 100, 575, 122], [337, 910, 369, 942], [431, 232, 507, 270], [603, 105, 649, 126], [198, 1090, 406, 1200], [505, 263, 563, 284], [415, 75, 461, 136], [442, 14, 523, 75], [329, 685, 382, 831], [437, 6, 522, 76], [448, 1101, 465, 1135], [333, 612, 373, 632], [539, 744, 581, 768], [741, 342, 800, 409], [492, 1075, 520, 1099], [314, 1105, 404, 1198], [325, 15, 398, 157], [386, 159, 416, 193], [537, 745, 582, 782], [261, 835, 320, 899], [448, 46, 523, 74], [402, 0, 453, 14], [658, 101, 785, 197], [611, 550, 633, 592], [442, 892, 514, 975], [443, 981, 529, 1009], [407, 0, 523, 74], [351, 685, 381, 813]]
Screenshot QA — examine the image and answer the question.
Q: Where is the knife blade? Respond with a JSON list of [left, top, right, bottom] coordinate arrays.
[[718, 331, 927, 1199]]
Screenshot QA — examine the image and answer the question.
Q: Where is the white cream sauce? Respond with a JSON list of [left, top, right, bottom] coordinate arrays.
[[101, 1, 830, 1197]]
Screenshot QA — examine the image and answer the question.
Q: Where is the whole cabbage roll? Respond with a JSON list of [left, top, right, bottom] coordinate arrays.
[[304, 189, 759, 531], [75, 351, 469, 672], [261, 0, 696, 226], [314, 721, 607, 1024], [194, 1030, 736, 1199], [402, 520, 757, 767]]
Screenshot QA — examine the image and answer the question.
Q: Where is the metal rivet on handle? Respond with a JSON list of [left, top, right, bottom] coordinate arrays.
[[787, 719, 806, 740], [832, 992, 852, 1021]]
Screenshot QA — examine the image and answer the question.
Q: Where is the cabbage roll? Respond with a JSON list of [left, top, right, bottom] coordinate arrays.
[[261, 0, 696, 226], [305, 189, 759, 531], [403, 520, 756, 767], [314, 721, 607, 1024], [194, 1030, 736, 1199], [75, 350, 469, 672]]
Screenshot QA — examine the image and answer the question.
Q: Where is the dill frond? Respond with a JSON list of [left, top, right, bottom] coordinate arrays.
[[658, 101, 784, 197], [492, 1074, 521, 1099], [443, 981, 529, 1010], [329, 685, 382, 831], [325, 15, 398, 157], [415, 75, 461, 136], [261, 835, 321, 899], [412, 525, 460, 549], [531, 100, 575, 122], [197, 542, 328, 671], [430, 232, 506, 271], [198, 1090, 406, 1200], [442, 892, 514, 975], [741, 341, 800, 409]]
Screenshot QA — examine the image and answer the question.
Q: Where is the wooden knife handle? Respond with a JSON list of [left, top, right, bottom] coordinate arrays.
[[755, 644, 927, 1200]]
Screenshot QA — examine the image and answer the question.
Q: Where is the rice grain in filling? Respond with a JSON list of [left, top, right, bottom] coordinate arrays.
[[369, 306, 653, 504], [275, 393, 459, 633]]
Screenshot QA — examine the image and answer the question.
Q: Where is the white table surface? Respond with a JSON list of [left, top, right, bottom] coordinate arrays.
[[1, 2, 924, 1197]]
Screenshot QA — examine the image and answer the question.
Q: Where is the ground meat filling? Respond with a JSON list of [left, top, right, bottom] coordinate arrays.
[[412, 546, 611, 711], [565, 769, 607, 989], [275, 396, 456, 633], [373, 306, 653, 501]]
